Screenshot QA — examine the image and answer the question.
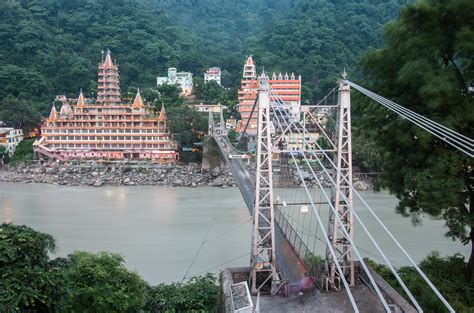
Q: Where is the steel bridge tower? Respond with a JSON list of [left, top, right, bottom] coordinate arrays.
[[250, 83, 279, 294], [325, 77, 355, 290]]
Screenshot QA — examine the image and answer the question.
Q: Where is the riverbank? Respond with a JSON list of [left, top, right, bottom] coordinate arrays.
[[0, 162, 373, 190], [0, 163, 235, 187]]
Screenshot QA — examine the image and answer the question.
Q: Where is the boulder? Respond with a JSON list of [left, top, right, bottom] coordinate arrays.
[[93, 179, 103, 187], [211, 167, 221, 177], [353, 181, 370, 191], [211, 176, 225, 187]]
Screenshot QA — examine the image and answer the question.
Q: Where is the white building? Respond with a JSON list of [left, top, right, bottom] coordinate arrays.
[[204, 67, 222, 86], [0, 128, 24, 155], [286, 132, 320, 151], [157, 68, 193, 96], [193, 103, 227, 113]]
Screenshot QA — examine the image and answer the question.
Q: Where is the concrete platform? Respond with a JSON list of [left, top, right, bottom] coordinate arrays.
[[254, 285, 385, 313], [221, 267, 416, 313]]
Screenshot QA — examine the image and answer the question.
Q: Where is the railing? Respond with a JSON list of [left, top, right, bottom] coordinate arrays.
[[275, 206, 311, 265], [210, 129, 311, 274]]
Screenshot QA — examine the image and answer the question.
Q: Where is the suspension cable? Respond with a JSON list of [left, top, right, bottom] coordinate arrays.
[[348, 81, 473, 157], [266, 82, 391, 312]]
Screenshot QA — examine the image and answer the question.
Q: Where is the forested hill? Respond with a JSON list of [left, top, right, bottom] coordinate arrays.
[[0, 0, 404, 120], [249, 0, 405, 100]]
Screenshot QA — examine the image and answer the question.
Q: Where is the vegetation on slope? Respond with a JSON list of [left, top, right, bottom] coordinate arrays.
[[0, 0, 404, 128]]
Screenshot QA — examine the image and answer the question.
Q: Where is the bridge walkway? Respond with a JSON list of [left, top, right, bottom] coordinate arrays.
[[211, 135, 309, 285]]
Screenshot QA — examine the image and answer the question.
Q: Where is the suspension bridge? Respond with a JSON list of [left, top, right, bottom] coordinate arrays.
[[209, 73, 473, 312]]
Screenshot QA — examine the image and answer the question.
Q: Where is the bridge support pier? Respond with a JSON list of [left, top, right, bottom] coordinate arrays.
[[251, 83, 280, 295], [325, 77, 355, 290]]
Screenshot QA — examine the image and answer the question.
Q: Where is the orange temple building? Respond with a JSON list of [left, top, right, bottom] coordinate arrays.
[[34, 50, 178, 162], [237, 55, 302, 134]]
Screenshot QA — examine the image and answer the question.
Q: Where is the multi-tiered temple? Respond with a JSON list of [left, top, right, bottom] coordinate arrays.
[[237, 55, 302, 134], [34, 50, 178, 162]]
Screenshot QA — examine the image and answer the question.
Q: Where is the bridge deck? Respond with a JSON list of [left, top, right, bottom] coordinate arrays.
[[253, 284, 386, 312], [212, 135, 309, 284]]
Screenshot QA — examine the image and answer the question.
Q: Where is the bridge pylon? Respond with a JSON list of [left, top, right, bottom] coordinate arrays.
[[250, 81, 280, 295], [324, 77, 355, 291]]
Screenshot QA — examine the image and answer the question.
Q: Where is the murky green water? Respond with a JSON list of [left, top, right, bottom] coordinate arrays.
[[0, 182, 468, 284]]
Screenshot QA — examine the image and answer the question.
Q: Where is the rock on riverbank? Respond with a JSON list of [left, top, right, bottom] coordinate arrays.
[[0, 163, 235, 188]]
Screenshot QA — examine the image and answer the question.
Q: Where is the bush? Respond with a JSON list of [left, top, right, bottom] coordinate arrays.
[[146, 273, 220, 312], [0, 224, 221, 312], [9, 138, 35, 164], [59, 252, 149, 312], [0, 223, 61, 312], [369, 252, 474, 312]]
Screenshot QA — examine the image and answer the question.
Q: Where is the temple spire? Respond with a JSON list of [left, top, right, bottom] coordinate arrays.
[[77, 89, 85, 108], [59, 102, 72, 117], [97, 48, 121, 104], [159, 102, 166, 121], [104, 49, 113, 67], [132, 88, 144, 109], [48, 104, 57, 121], [243, 55, 256, 80]]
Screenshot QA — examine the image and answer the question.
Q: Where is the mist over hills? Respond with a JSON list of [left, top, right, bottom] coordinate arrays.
[[0, 0, 404, 110]]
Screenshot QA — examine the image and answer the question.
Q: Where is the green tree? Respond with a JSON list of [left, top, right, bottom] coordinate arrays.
[[0, 95, 42, 129], [167, 105, 208, 147], [146, 274, 219, 312], [369, 253, 474, 312], [0, 145, 9, 165], [0, 223, 63, 312], [9, 138, 35, 165], [145, 84, 184, 110], [59, 252, 149, 312], [195, 80, 223, 104], [356, 0, 474, 280]]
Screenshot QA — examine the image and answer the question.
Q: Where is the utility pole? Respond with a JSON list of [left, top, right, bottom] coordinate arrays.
[[325, 74, 355, 290], [251, 78, 279, 294]]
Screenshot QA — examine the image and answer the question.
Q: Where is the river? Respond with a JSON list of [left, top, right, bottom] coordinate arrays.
[[0, 182, 469, 284]]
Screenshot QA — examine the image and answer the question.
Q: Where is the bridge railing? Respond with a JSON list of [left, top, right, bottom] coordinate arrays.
[[275, 206, 311, 264], [210, 127, 313, 275]]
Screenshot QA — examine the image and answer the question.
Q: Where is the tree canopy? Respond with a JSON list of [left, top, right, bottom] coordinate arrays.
[[0, 0, 404, 128], [356, 0, 474, 280], [0, 223, 221, 312], [369, 252, 474, 312], [0, 223, 61, 311], [60, 252, 149, 312]]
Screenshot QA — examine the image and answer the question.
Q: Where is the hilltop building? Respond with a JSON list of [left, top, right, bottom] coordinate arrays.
[[193, 103, 226, 113], [157, 68, 193, 96], [237, 55, 301, 134], [0, 128, 24, 155], [34, 50, 178, 162], [204, 67, 222, 86]]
